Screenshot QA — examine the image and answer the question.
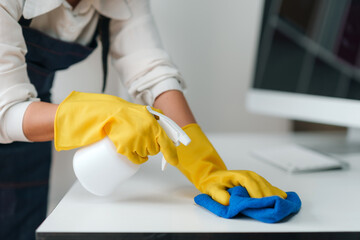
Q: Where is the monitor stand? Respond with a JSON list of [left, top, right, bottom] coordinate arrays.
[[305, 127, 360, 156], [346, 127, 360, 146]]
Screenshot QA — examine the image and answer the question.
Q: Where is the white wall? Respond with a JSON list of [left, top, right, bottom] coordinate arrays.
[[48, 0, 290, 210], [151, 0, 290, 133]]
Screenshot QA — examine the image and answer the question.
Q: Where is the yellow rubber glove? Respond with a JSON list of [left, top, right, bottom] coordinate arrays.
[[176, 123, 287, 205], [54, 91, 178, 165]]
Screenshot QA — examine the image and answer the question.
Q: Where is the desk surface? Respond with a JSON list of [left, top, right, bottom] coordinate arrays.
[[36, 132, 360, 239]]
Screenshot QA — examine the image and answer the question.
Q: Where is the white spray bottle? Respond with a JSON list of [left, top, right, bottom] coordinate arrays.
[[73, 106, 191, 196]]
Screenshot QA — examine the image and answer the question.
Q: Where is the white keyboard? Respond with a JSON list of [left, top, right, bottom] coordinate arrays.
[[251, 144, 343, 173]]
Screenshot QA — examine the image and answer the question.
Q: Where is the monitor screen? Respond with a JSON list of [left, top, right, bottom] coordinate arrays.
[[248, 0, 360, 128]]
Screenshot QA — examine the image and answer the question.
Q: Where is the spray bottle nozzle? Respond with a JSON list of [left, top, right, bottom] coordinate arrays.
[[146, 106, 191, 170]]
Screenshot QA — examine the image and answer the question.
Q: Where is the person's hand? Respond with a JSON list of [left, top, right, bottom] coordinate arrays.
[[54, 91, 178, 165], [176, 123, 287, 205], [196, 170, 287, 205]]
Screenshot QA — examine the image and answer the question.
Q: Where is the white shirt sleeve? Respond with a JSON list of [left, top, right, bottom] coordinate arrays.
[[0, 0, 39, 143], [109, 0, 186, 106]]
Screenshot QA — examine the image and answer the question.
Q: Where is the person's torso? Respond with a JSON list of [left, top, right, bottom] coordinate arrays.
[[20, 0, 132, 46], [27, 1, 99, 46]]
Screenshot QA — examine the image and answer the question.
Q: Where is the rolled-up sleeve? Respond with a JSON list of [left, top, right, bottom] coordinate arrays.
[[0, 0, 39, 143], [109, 0, 185, 106]]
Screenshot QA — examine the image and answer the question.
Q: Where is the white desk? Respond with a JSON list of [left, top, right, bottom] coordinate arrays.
[[36, 133, 360, 239]]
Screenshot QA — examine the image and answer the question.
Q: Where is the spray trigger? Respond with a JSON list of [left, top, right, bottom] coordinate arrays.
[[146, 106, 191, 171]]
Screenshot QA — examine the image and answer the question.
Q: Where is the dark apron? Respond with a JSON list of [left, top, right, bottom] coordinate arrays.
[[0, 16, 109, 240]]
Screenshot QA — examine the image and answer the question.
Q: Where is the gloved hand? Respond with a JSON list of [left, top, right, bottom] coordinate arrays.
[[54, 91, 178, 165], [176, 123, 287, 205]]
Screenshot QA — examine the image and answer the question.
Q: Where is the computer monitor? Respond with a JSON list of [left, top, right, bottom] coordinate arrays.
[[247, 0, 360, 133]]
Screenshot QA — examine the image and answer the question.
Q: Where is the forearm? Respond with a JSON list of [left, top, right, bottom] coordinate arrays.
[[153, 90, 196, 128], [23, 102, 58, 142]]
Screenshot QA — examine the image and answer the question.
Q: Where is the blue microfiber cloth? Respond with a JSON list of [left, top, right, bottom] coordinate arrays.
[[194, 186, 301, 223]]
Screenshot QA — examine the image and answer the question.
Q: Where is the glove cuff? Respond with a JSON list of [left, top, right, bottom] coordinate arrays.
[[54, 91, 109, 151]]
